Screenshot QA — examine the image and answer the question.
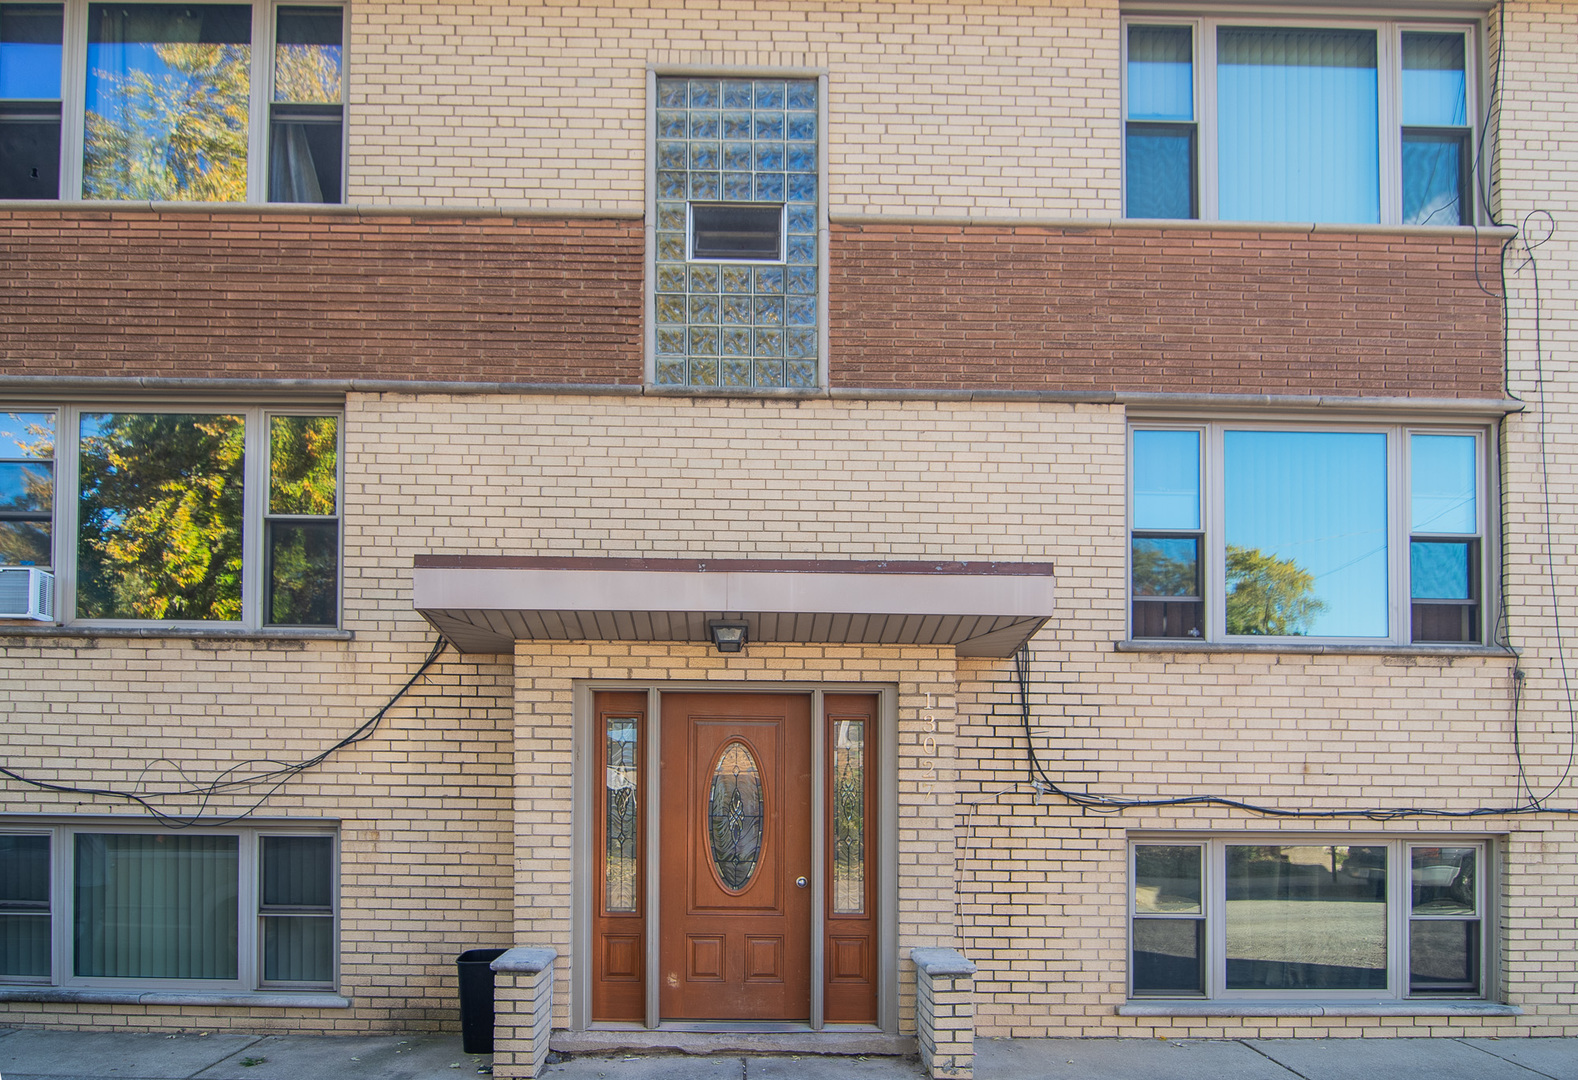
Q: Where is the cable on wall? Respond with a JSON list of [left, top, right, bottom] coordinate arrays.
[[0, 634, 449, 828], [1514, 210, 1577, 807], [1012, 644, 1577, 820]]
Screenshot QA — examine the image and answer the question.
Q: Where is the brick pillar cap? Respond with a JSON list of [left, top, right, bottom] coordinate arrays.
[[491, 947, 558, 974], [910, 948, 976, 976]]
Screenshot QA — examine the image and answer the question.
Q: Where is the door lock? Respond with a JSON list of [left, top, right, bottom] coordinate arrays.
[[795, 876, 808, 888]]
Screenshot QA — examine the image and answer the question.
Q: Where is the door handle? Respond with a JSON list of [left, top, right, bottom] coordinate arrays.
[[795, 876, 808, 888]]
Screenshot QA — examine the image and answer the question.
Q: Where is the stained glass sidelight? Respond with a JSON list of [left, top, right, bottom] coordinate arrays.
[[707, 740, 764, 892], [832, 720, 865, 914], [653, 77, 819, 390], [604, 718, 640, 912]]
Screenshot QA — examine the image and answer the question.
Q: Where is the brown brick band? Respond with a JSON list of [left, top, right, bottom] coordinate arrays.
[[828, 223, 1506, 398], [2, 212, 1504, 398], [0, 211, 645, 384]]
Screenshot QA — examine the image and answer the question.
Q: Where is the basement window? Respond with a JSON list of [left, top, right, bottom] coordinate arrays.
[[0, 825, 337, 990], [1131, 839, 1487, 999]]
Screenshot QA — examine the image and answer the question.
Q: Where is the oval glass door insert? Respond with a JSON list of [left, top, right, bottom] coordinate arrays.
[[708, 740, 765, 892]]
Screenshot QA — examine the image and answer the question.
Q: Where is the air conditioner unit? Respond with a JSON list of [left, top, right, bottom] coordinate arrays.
[[0, 567, 54, 621]]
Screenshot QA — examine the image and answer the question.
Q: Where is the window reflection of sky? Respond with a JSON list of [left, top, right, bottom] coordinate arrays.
[[1, 413, 54, 458], [0, 43, 61, 98], [1410, 434, 1476, 533], [1128, 25, 1192, 121], [86, 41, 250, 114], [1133, 429, 1200, 530], [1217, 28, 1380, 224], [1401, 33, 1467, 127], [1225, 430, 1388, 637]]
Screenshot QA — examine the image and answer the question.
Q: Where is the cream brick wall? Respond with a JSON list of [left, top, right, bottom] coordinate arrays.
[[10, 387, 1578, 1036], [0, 635, 514, 1032], [347, 0, 1121, 213], [14, 0, 1578, 1039], [349, 393, 1572, 1036]]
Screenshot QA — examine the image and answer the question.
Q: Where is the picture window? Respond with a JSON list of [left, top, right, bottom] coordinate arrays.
[[0, 0, 344, 202], [1130, 422, 1486, 645], [0, 405, 341, 628], [1123, 17, 1476, 225]]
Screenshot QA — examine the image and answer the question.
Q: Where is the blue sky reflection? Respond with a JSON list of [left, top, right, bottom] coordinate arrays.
[[1225, 430, 1388, 637]]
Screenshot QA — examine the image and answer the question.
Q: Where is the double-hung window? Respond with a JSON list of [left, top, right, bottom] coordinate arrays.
[[1130, 422, 1487, 645], [0, 411, 54, 572], [0, 826, 336, 990], [652, 75, 823, 390], [0, 406, 340, 628], [1131, 839, 1487, 999], [1123, 17, 1477, 225], [0, 0, 344, 202]]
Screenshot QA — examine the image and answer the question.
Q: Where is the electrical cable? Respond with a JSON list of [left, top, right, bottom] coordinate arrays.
[[1516, 210, 1577, 806], [0, 635, 449, 828], [1013, 644, 1577, 820], [1471, 0, 1515, 303]]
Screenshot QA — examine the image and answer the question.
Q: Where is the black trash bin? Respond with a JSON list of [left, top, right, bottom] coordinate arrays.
[[456, 948, 509, 1054]]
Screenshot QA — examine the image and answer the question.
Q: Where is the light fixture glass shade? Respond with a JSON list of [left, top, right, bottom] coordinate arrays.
[[709, 620, 749, 652]]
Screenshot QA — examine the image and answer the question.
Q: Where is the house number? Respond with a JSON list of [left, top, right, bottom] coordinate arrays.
[[918, 692, 941, 795]]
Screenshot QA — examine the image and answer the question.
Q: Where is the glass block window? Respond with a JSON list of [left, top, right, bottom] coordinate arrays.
[[653, 76, 819, 390]]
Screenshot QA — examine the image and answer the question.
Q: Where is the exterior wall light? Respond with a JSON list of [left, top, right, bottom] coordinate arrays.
[[709, 620, 749, 653]]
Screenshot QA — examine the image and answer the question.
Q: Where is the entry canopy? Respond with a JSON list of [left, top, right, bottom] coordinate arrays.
[[411, 556, 1055, 657]]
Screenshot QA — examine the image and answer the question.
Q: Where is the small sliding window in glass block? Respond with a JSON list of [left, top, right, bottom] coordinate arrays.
[[691, 204, 783, 261]]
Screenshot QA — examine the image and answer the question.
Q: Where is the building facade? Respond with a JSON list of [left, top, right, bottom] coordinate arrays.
[[3, 0, 1577, 1064]]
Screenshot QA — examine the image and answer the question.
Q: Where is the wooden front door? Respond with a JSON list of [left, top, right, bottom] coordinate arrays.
[[658, 692, 812, 1021]]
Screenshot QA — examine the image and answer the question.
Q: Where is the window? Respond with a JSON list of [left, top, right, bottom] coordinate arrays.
[[1130, 423, 1486, 645], [1131, 839, 1487, 999], [0, 825, 336, 990], [1123, 17, 1476, 225], [0, 406, 339, 627], [653, 76, 822, 390], [0, 0, 343, 202], [0, 4, 64, 199], [0, 411, 54, 570]]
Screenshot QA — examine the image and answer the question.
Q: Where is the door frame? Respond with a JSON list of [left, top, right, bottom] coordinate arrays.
[[570, 681, 899, 1033]]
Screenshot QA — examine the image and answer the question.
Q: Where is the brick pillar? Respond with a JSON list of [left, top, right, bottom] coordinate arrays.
[[910, 948, 977, 1079], [489, 947, 557, 1079]]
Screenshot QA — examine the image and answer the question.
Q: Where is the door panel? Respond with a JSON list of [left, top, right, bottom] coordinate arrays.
[[659, 692, 812, 1021], [591, 691, 647, 1022], [823, 693, 880, 1023]]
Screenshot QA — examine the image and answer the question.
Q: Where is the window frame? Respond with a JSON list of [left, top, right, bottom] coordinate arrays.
[[1127, 419, 1490, 647], [1120, 14, 1482, 225], [4, 403, 343, 630], [1129, 837, 1492, 1002], [0, 823, 338, 993], [12, 0, 348, 203]]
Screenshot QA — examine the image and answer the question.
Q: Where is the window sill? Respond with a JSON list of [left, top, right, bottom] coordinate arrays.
[[0, 987, 350, 1008], [0, 625, 353, 643], [1118, 1000, 1520, 1018], [1117, 640, 1513, 659]]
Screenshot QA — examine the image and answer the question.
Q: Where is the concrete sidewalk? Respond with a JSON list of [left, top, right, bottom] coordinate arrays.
[[1, 1028, 1575, 1080]]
